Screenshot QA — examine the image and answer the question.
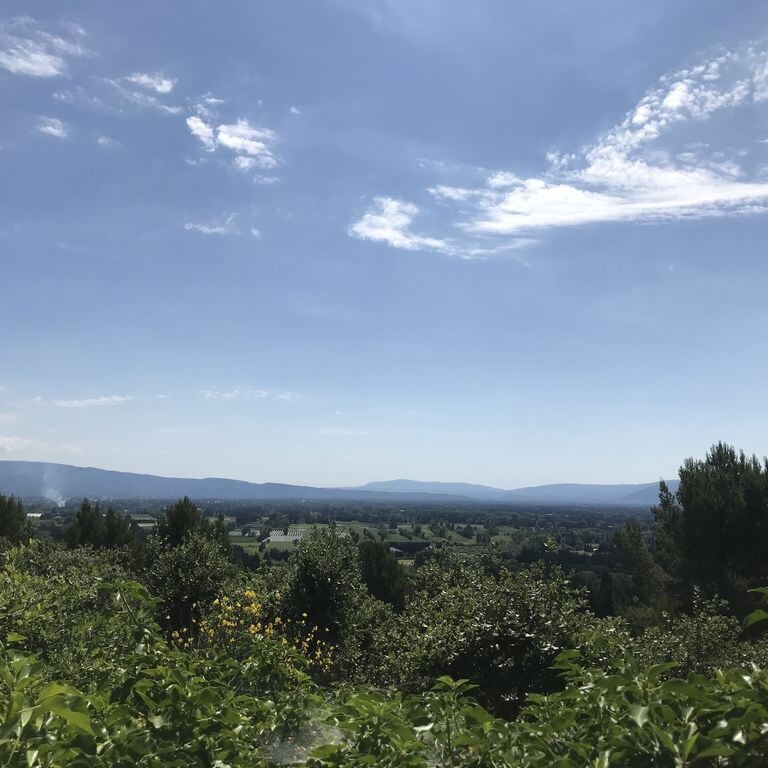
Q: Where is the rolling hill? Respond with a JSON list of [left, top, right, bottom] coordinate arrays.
[[0, 461, 676, 507]]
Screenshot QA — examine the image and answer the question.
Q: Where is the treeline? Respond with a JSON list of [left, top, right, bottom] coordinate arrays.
[[2, 442, 768, 765]]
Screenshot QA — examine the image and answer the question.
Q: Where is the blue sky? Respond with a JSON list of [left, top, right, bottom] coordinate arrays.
[[2, 1, 768, 487]]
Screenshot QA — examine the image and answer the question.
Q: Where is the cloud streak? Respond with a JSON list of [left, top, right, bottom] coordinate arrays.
[[349, 197, 449, 252], [36, 117, 68, 138], [349, 196, 535, 258], [126, 72, 176, 94], [184, 213, 238, 235], [352, 45, 768, 252], [0, 17, 87, 78], [199, 387, 294, 402], [50, 395, 132, 408], [186, 115, 278, 170]]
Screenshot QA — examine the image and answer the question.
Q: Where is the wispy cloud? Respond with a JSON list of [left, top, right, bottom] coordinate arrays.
[[186, 115, 215, 150], [0, 435, 37, 452], [184, 213, 238, 235], [461, 48, 768, 234], [0, 17, 87, 78], [318, 427, 373, 436], [349, 197, 449, 252], [186, 115, 278, 170], [354, 45, 768, 250], [103, 74, 182, 114], [349, 197, 533, 258], [36, 116, 68, 138], [199, 387, 294, 402], [189, 92, 224, 119], [47, 395, 132, 408], [126, 72, 176, 94]]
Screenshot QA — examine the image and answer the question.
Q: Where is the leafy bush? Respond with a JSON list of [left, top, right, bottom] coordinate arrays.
[[0, 541, 155, 689], [371, 553, 603, 715], [146, 527, 238, 629]]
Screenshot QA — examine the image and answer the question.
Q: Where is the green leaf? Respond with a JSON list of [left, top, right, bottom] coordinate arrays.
[[310, 743, 343, 759], [744, 609, 768, 628], [628, 704, 648, 728], [45, 699, 94, 735]]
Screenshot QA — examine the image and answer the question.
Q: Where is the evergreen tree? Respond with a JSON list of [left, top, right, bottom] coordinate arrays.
[[0, 492, 29, 544], [103, 506, 133, 549], [65, 498, 105, 549], [359, 540, 409, 611], [158, 496, 202, 546], [653, 442, 768, 608]]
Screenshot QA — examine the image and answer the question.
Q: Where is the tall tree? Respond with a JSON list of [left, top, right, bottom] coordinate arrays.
[[65, 498, 105, 549], [0, 493, 29, 545], [158, 496, 203, 546], [103, 506, 133, 549], [653, 442, 768, 605], [358, 540, 408, 611]]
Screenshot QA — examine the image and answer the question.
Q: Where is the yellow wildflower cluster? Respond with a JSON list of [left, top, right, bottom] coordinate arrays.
[[170, 625, 194, 650], [191, 589, 334, 672]]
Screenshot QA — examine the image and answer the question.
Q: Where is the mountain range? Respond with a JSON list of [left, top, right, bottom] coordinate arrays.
[[0, 461, 676, 508]]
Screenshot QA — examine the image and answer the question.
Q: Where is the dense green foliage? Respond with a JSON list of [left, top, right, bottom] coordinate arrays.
[[5, 442, 768, 765], [653, 442, 768, 609], [0, 493, 28, 545]]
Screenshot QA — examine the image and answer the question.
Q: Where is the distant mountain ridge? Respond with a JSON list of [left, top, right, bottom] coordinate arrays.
[[0, 461, 677, 507], [354, 479, 676, 506]]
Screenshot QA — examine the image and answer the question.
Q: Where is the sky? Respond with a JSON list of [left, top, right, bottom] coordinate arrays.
[[1, 1, 768, 488]]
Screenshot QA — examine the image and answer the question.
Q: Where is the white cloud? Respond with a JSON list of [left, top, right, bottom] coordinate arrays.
[[217, 120, 277, 167], [186, 116, 215, 151], [184, 223, 228, 235], [349, 197, 450, 252], [190, 92, 225, 119], [355, 46, 768, 246], [469, 47, 768, 234], [184, 213, 238, 235], [486, 171, 523, 188], [186, 116, 278, 169], [233, 155, 256, 171], [0, 435, 36, 452], [0, 18, 87, 78], [51, 395, 132, 408], [289, 106, 301, 115], [199, 387, 293, 401], [250, 227, 262, 238], [103, 76, 181, 114], [126, 72, 176, 94], [427, 185, 478, 201], [254, 175, 280, 185], [37, 117, 68, 138]]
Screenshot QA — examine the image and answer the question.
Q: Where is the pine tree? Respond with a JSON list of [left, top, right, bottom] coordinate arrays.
[[0, 492, 30, 544]]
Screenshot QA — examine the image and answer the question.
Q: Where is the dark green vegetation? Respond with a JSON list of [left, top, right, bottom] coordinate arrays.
[[3, 442, 768, 765]]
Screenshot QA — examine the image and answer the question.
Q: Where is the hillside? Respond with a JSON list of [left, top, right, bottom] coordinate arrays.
[[0, 461, 675, 506]]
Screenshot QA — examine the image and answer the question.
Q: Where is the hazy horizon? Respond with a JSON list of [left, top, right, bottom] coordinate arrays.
[[2, 2, 768, 487]]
